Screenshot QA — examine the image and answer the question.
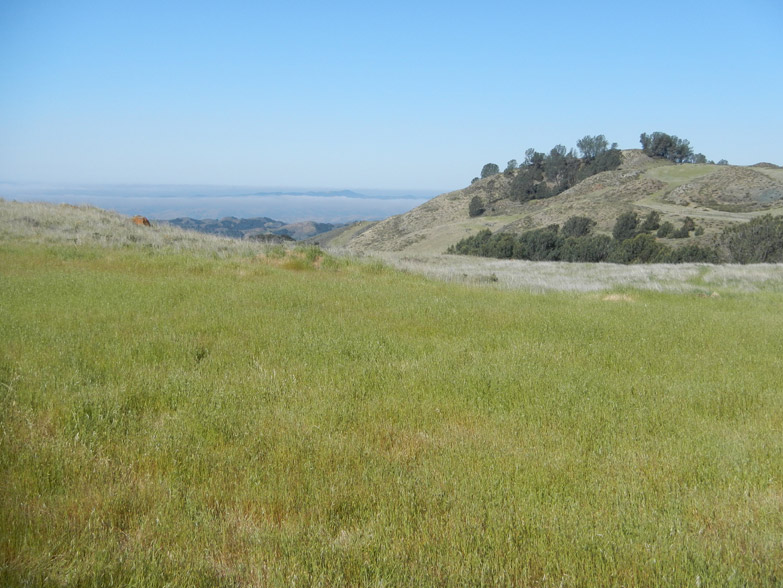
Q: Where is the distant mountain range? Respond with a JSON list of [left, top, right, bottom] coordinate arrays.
[[158, 216, 345, 240], [248, 189, 424, 200]]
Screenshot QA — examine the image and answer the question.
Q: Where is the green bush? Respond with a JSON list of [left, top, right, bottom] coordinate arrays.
[[660, 243, 721, 263], [721, 214, 783, 263], [559, 235, 613, 262], [562, 216, 596, 238], [448, 211, 726, 265], [641, 210, 661, 232], [468, 196, 485, 217], [609, 233, 666, 264], [656, 222, 674, 238], [613, 211, 639, 242]]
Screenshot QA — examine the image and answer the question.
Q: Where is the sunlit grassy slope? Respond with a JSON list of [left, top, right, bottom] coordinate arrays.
[[1, 202, 783, 585]]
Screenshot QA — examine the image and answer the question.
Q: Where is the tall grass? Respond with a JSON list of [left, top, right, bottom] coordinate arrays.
[[2, 237, 782, 586], [2, 201, 783, 585]]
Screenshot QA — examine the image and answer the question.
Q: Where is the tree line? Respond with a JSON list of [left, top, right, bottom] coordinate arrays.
[[471, 132, 726, 216], [448, 213, 783, 264], [472, 134, 624, 207]]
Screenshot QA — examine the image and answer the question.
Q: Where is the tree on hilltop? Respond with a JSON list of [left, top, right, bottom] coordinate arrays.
[[576, 135, 616, 160], [640, 132, 694, 163], [481, 163, 500, 178]]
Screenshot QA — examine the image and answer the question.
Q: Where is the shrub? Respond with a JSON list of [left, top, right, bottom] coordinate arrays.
[[657, 222, 674, 238], [612, 212, 639, 242], [641, 210, 661, 232], [721, 215, 783, 263], [559, 234, 613, 262], [661, 244, 721, 263], [518, 225, 562, 261], [610, 233, 666, 264], [562, 216, 596, 239], [489, 233, 516, 259], [468, 196, 485, 217]]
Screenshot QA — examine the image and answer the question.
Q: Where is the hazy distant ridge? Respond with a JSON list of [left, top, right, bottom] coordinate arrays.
[[159, 216, 344, 240]]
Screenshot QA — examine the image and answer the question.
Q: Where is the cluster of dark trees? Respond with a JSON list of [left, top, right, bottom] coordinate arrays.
[[448, 211, 719, 263], [450, 213, 783, 264], [473, 135, 623, 206], [639, 132, 696, 163], [472, 133, 727, 210]]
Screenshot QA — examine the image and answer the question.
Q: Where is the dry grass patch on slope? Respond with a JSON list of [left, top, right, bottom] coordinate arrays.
[[374, 252, 783, 294], [0, 198, 268, 257], [661, 166, 783, 210]]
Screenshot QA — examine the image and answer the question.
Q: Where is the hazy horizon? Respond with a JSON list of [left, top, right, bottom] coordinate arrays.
[[0, 181, 441, 223]]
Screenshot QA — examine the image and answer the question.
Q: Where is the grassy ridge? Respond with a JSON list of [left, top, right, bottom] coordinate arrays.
[[2, 242, 783, 586]]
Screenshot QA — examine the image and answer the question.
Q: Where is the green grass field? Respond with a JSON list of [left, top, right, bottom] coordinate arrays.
[[2, 228, 783, 585]]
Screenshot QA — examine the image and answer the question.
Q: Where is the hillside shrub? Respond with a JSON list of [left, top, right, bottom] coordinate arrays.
[[660, 243, 721, 263], [517, 225, 562, 261], [641, 210, 661, 232], [612, 212, 639, 242], [559, 234, 613, 262], [609, 233, 666, 264], [449, 212, 728, 265], [562, 216, 596, 238], [468, 196, 485, 217], [657, 222, 674, 238], [721, 214, 783, 263]]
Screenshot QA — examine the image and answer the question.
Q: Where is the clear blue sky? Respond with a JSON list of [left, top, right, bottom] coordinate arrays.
[[1, 0, 781, 192]]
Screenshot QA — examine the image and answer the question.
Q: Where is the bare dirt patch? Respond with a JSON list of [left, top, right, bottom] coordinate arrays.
[[602, 293, 635, 302]]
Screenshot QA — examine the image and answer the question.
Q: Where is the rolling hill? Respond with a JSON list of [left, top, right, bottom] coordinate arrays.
[[314, 151, 783, 254], [159, 215, 343, 240]]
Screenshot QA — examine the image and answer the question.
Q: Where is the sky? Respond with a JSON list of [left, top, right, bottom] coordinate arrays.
[[1, 0, 782, 197]]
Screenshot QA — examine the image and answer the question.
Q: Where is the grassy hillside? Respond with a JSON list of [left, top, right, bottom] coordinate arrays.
[[337, 151, 783, 254], [2, 201, 783, 585]]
